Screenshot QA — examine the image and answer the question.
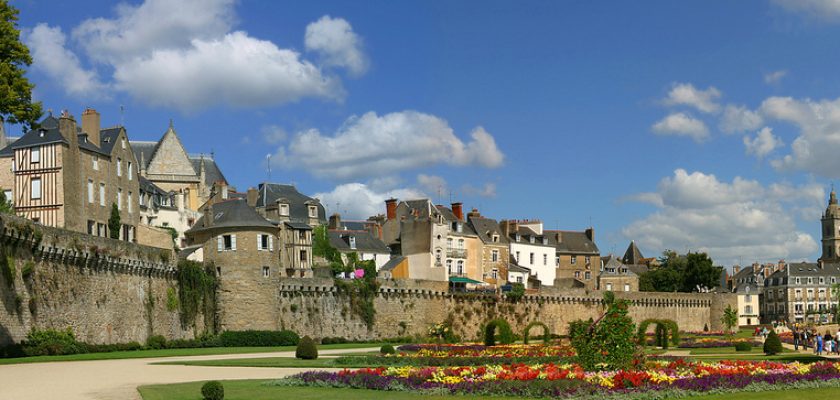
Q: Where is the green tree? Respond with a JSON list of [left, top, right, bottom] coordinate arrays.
[[721, 304, 738, 337], [639, 251, 723, 292], [0, 190, 13, 214], [568, 292, 637, 370], [0, 2, 42, 131], [108, 203, 120, 239]]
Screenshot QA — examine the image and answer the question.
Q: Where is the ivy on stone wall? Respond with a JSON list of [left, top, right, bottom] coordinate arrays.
[[334, 277, 380, 329], [176, 260, 217, 330]]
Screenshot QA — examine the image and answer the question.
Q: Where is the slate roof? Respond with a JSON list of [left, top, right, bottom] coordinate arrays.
[[622, 241, 645, 265], [98, 127, 124, 155], [284, 221, 313, 230], [130, 141, 158, 170], [4, 120, 67, 153], [509, 226, 553, 247], [627, 264, 650, 276], [328, 231, 390, 254], [508, 263, 531, 274], [186, 199, 276, 234], [765, 262, 840, 287], [256, 183, 327, 224], [381, 256, 406, 272], [545, 230, 599, 254], [468, 216, 509, 245], [190, 157, 227, 186], [600, 257, 636, 276]]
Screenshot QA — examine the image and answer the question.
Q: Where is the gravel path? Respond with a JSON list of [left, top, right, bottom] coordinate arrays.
[[0, 347, 377, 400]]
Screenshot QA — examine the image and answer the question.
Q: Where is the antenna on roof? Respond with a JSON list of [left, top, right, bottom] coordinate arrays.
[[120, 105, 125, 127], [265, 153, 271, 181]]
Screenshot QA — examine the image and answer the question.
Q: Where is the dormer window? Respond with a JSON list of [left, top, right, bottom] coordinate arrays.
[[121, 137, 126, 149], [349, 236, 356, 249], [492, 234, 499, 243], [308, 205, 317, 218], [515, 234, 521, 242], [542, 237, 548, 245], [529, 236, 535, 244], [279, 203, 289, 216]]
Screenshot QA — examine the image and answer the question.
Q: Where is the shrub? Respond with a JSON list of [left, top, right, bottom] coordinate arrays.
[[22, 328, 82, 356], [735, 342, 752, 352], [764, 330, 783, 355], [483, 319, 515, 346], [219, 330, 300, 347], [380, 344, 395, 354], [569, 293, 637, 371], [201, 380, 224, 400], [296, 336, 318, 360], [523, 321, 551, 344], [146, 335, 167, 350], [703, 323, 709, 332], [321, 336, 348, 345]]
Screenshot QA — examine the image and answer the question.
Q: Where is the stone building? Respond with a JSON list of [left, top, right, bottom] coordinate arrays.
[[251, 182, 326, 228], [131, 121, 228, 212], [328, 214, 391, 270], [437, 203, 483, 284], [0, 110, 139, 240], [597, 255, 639, 292], [762, 262, 840, 324], [138, 176, 201, 248], [821, 188, 840, 263], [467, 208, 510, 287], [502, 220, 555, 287], [547, 228, 601, 290], [380, 198, 450, 281]]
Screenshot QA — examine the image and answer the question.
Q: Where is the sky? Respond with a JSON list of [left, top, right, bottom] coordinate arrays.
[[7, 0, 840, 267]]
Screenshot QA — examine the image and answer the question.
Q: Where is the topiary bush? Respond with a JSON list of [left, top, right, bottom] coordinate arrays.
[[219, 330, 300, 347], [296, 335, 318, 360], [523, 321, 551, 344], [735, 342, 752, 352], [201, 380, 224, 400], [146, 335, 167, 350], [763, 330, 783, 355], [483, 319, 515, 346], [569, 293, 637, 371], [380, 344, 395, 354]]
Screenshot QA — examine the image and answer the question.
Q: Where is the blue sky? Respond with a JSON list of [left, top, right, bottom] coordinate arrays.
[[9, 0, 840, 266]]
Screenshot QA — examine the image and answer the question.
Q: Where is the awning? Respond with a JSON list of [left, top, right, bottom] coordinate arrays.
[[449, 276, 483, 284]]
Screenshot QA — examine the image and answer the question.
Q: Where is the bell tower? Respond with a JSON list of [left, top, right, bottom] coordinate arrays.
[[820, 186, 840, 263]]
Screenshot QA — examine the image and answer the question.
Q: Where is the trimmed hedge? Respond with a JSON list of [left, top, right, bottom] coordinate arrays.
[[484, 319, 515, 346], [764, 331, 783, 355], [219, 330, 300, 347], [146, 335, 167, 350], [201, 380, 224, 400], [296, 336, 318, 360], [380, 344, 395, 354], [735, 342, 752, 352]]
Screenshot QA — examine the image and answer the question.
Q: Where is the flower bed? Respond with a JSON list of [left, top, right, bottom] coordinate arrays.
[[276, 360, 840, 398], [395, 344, 574, 358], [677, 337, 760, 348]]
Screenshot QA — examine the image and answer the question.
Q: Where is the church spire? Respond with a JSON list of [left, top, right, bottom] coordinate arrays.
[[831, 184, 837, 205]]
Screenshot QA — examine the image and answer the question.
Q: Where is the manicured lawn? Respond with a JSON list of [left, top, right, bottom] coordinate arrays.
[[0, 343, 380, 365], [138, 379, 840, 400], [688, 347, 789, 355]]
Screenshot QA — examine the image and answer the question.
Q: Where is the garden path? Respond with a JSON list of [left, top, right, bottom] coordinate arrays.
[[0, 346, 378, 400]]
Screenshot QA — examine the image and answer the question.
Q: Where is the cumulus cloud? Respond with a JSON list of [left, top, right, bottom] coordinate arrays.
[[761, 96, 840, 177], [623, 169, 821, 265], [651, 112, 710, 142], [774, 0, 840, 21], [315, 183, 424, 219], [26, 24, 107, 96], [663, 83, 722, 113], [462, 182, 497, 198], [417, 174, 447, 195], [305, 15, 368, 76], [274, 110, 505, 180], [764, 70, 788, 84], [744, 127, 783, 159], [25, 0, 363, 111], [720, 104, 764, 134]]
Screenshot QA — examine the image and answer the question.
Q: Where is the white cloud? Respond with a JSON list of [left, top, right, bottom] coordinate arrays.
[[417, 174, 447, 195], [774, 0, 840, 21], [764, 70, 788, 84], [315, 183, 424, 219], [27, 1, 363, 111], [663, 82, 722, 113], [305, 15, 368, 76], [651, 112, 710, 142], [761, 96, 840, 177], [261, 125, 288, 144], [26, 24, 107, 96], [743, 127, 784, 159], [462, 182, 497, 198], [623, 169, 821, 265], [274, 110, 505, 180], [719, 104, 764, 134]]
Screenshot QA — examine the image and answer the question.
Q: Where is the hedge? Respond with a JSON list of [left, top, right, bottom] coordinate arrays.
[[219, 330, 300, 347]]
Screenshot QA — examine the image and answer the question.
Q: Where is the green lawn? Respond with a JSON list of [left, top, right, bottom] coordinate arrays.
[[156, 357, 358, 368], [0, 343, 380, 365], [688, 347, 789, 355], [138, 380, 840, 400]]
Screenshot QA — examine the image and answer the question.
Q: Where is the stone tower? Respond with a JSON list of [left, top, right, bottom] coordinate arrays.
[[820, 187, 840, 262]]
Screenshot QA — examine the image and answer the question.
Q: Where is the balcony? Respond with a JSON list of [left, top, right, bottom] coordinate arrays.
[[447, 247, 467, 258]]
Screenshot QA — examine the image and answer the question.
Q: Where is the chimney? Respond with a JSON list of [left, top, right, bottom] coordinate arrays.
[[246, 187, 258, 207], [81, 108, 100, 147], [385, 198, 398, 220], [329, 213, 341, 230], [555, 232, 563, 243], [58, 110, 78, 146], [451, 202, 463, 221], [585, 227, 594, 242], [466, 208, 480, 220], [500, 220, 519, 238], [203, 204, 214, 228], [733, 265, 740, 274]]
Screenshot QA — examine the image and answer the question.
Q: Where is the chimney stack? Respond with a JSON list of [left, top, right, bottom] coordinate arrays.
[[466, 208, 480, 220], [246, 187, 258, 207], [585, 227, 594, 242], [733, 265, 740, 274], [329, 213, 341, 230], [203, 204, 214, 228], [451, 202, 463, 221], [385, 198, 398, 220], [81, 108, 100, 147]]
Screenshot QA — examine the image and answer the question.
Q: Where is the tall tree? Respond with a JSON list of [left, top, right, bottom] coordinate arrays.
[[108, 203, 121, 239], [0, 1, 42, 131], [639, 250, 723, 292], [720, 304, 738, 337]]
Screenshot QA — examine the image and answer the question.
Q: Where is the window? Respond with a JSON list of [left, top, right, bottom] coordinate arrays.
[[515, 251, 520, 262], [745, 305, 753, 314], [491, 249, 499, 262], [555, 257, 560, 267], [543, 254, 547, 265], [491, 269, 498, 279], [529, 236, 535, 244], [217, 234, 236, 251], [571, 256, 577, 265], [585, 271, 591, 279], [585, 256, 591, 265], [97, 223, 106, 237], [492, 235, 499, 243], [279, 204, 289, 216], [31, 147, 40, 163], [457, 260, 464, 275], [308, 205, 317, 218], [128, 162, 133, 180], [745, 294, 751, 302], [127, 192, 132, 213], [574, 271, 580, 278], [30, 178, 41, 200], [87, 220, 95, 235], [139, 192, 145, 206], [92, 156, 99, 170], [447, 238, 453, 248], [446, 259, 453, 273], [435, 249, 442, 264], [3, 189, 11, 204], [117, 189, 122, 210], [624, 283, 630, 292], [99, 183, 105, 206], [258, 234, 273, 251], [117, 158, 122, 176], [529, 252, 534, 265], [606, 283, 612, 291], [262, 266, 270, 278], [88, 180, 94, 203], [349, 236, 356, 249], [121, 137, 126, 149], [458, 238, 464, 249]]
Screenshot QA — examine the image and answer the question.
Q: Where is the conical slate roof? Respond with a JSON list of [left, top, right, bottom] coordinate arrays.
[[622, 241, 645, 265]]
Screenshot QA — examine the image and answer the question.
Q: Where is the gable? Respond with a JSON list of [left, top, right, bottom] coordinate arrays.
[[146, 127, 196, 176]]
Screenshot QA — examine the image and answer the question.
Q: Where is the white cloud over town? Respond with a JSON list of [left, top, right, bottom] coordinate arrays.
[[764, 70, 788, 84], [744, 127, 783, 159], [719, 104, 764, 134], [774, 0, 840, 21], [273, 110, 504, 180], [663, 83, 722, 113], [315, 182, 424, 219], [25, 0, 363, 111], [623, 169, 821, 265], [651, 112, 710, 142], [760, 96, 840, 177]]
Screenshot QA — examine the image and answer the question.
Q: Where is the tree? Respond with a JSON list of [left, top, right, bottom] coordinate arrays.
[[763, 330, 782, 355], [639, 251, 723, 292], [721, 304, 738, 337], [568, 292, 637, 370], [0, 190, 12, 214], [0, 2, 43, 131], [108, 203, 120, 239]]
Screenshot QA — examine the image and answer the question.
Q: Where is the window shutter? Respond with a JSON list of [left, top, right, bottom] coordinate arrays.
[[257, 234, 262, 250], [269, 235, 274, 251], [217, 236, 223, 252], [231, 234, 237, 251]]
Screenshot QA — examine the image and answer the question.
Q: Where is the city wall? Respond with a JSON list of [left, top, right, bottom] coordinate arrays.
[[0, 215, 203, 345]]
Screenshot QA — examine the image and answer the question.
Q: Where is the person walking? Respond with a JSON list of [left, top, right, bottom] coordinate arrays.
[[816, 332, 824, 355], [793, 329, 800, 351]]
